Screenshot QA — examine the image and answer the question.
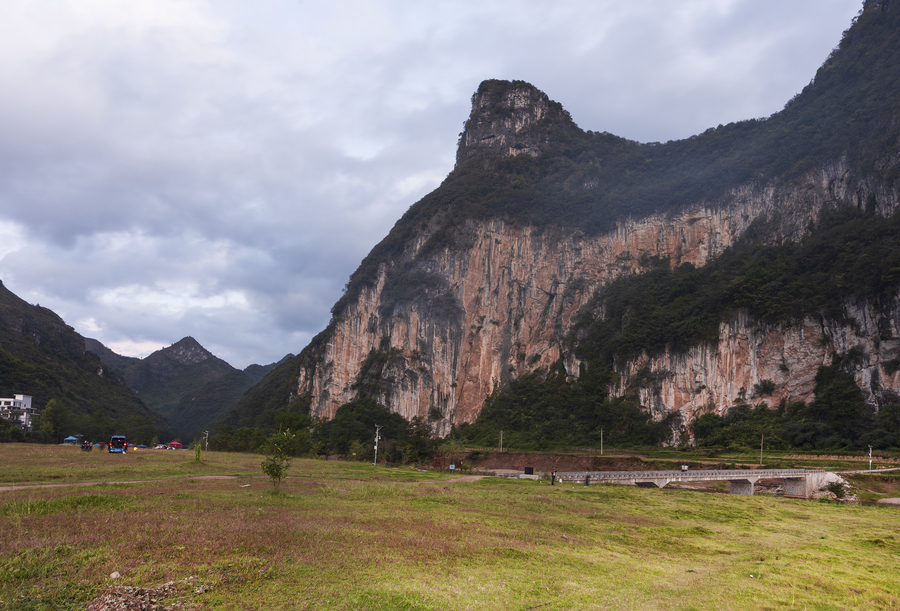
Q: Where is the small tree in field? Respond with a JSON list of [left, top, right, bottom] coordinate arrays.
[[261, 429, 296, 489]]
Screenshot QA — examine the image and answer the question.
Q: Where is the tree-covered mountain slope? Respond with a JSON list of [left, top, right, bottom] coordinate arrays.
[[85, 336, 284, 439], [223, 0, 900, 449], [0, 280, 173, 442]]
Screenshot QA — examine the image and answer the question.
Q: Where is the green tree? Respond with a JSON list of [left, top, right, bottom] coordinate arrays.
[[260, 429, 296, 489], [37, 399, 70, 444], [691, 412, 723, 443], [319, 398, 408, 458], [347, 439, 367, 461], [808, 364, 873, 446], [404, 416, 433, 463], [83, 409, 114, 442]]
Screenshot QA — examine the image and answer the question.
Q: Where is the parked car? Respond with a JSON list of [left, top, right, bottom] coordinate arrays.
[[108, 435, 128, 454]]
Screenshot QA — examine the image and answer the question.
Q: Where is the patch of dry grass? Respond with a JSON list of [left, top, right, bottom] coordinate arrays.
[[0, 446, 898, 609]]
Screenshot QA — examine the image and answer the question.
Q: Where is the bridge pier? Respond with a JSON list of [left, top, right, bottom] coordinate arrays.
[[728, 478, 759, 496], [635, 479, 670, 489], [783, 477, 807, 497], [783, 472, 828, 498]]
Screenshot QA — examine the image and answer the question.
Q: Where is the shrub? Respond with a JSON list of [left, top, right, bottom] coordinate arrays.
[[260, 429, 296, 489], [753, 380, 776, 397], [824, 481, 846, 498]]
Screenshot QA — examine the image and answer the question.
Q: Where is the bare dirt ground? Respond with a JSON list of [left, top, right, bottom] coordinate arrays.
[[421, 475, 486, 483]]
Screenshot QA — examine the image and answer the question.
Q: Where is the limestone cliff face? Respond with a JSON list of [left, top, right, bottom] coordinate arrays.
[[620, 299, 900, 428], [295, 80, 900, 434], [282, 18, 900, 436]]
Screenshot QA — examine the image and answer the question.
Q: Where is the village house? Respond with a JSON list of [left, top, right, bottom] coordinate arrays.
[[0, 394, 38, 432]]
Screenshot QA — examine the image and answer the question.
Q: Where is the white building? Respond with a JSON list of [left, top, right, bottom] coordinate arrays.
[[0, 395, 37, 432]]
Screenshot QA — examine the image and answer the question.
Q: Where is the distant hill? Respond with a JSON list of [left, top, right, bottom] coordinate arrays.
[[0, 280, 173, 442], [83, 338, 139, 375], [85, 337, 286, 438]]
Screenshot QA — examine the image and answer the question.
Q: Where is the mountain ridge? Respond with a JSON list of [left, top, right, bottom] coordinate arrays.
[[84, 336, 286, 438]]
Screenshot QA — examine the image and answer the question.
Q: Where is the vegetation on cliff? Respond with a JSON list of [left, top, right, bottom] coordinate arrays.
[[448, 362, 671, 450], [693, 353, 900, 451], [574, 208, 900, 364]]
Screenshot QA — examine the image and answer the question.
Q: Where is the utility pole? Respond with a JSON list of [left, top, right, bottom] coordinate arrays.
[[499, 430, 503, 452], [601, 429, 604, 456], [373, 425, 382, 467]]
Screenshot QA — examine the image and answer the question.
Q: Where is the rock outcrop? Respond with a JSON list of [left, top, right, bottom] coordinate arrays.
[[455, 80, 558, 163]]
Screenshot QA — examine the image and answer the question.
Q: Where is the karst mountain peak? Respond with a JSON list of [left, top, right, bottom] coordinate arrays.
[[455, 79, 577, 165]]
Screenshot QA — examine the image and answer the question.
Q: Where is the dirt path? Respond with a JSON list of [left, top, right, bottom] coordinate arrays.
[[0, 474, 238, 492], [416, 475, 487, 484], [0, 473, 489, 492], [437, 475, 486, 483]]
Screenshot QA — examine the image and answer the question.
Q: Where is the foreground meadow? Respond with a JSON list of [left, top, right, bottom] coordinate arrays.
[[0, 445, 898, 610]]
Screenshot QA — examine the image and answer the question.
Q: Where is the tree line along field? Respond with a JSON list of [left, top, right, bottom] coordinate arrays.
[[0, 445, 898, 610]]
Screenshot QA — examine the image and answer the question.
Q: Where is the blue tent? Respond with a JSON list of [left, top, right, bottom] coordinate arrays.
[[63, 436, 79, 444]]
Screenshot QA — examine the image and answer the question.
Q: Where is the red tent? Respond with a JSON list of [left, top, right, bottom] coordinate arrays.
[[168, 441, 182, 446]]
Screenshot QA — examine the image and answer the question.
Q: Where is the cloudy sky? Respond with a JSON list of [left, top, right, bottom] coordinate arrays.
[[0, 0, 862, 369]]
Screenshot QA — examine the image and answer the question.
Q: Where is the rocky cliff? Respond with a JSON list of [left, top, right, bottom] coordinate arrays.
[[263, 0, 900, 438], [296, 154, 900, 434], [623, 298, 900, 426]]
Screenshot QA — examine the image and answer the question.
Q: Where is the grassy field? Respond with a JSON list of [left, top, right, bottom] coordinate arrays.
[[1, 445, 898, 610]]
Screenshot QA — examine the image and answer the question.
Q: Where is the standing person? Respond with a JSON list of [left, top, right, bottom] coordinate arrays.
[[551, 467, 557, 486]]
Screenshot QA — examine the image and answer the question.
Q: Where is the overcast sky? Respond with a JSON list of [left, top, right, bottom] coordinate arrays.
[[0, 0, 862, 369]]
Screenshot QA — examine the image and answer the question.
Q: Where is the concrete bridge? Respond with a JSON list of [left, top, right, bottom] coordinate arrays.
[[551, 469, 832, 498]]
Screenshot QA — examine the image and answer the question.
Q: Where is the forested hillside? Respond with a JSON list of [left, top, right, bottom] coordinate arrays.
[[85, 337, 285, 439], [0, 281, 174, 443]]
